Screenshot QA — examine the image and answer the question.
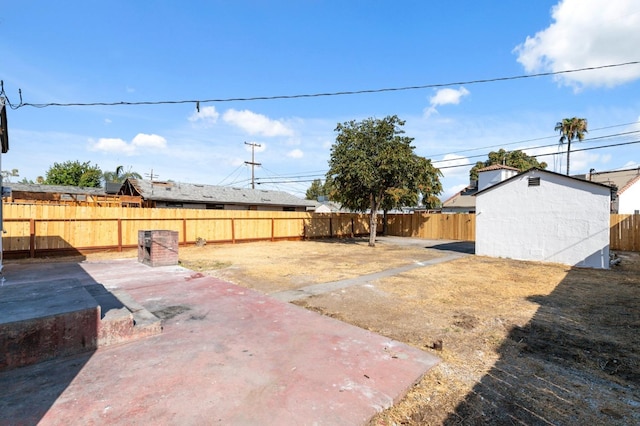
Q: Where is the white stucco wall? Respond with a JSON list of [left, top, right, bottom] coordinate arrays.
[[476, 170, 610, 269], [478, 169, 518, 191], [618, 181, 640, 214]]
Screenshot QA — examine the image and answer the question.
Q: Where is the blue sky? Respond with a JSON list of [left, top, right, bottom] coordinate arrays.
[[1, 0, 639, 200]]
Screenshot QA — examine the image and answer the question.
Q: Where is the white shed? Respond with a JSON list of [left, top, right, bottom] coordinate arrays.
[[475, 168, 611, 269]]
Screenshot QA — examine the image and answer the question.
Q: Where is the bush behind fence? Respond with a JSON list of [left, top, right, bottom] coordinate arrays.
[[1, 204, 638, 257]]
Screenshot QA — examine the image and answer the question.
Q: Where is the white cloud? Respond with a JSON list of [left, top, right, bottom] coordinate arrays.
[[104, 118, 112, 125], [188, 106, 220, 126], [424, 87, 470, 117], [132, 133, 167, 149], [514, 0, 640, 89], [223, 109, 294, 137], [287, 149, 304, 159], [90, 137, 135, 154], [438, 154, 472, 179], [90, 133, 167, 155]]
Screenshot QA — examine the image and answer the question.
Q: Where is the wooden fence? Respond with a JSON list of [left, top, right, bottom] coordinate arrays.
[[1, 204, 638, 257], [610, 214, 640, 252]]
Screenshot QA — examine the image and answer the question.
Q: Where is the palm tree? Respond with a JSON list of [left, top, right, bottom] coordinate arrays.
[[554, 117, 588, 175], [103, 165, 142, 183]]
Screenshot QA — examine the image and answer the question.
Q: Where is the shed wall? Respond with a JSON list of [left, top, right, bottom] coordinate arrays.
[[476, 172, 610, 268]]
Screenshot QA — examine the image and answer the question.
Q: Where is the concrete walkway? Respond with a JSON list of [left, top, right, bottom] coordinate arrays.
[[0, 259, 440, 425], [272, 252, 468, 302]]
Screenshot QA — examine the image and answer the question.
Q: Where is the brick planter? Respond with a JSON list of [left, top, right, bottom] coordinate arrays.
[[138, 230, 179, 267]]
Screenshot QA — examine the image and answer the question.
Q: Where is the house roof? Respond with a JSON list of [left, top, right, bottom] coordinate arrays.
[[576, 167, 640, 195], [5, 182, 106, 196], [476, 164, 520, 173], [474, 167, 614, 196], [314, 200, 350, 213], [442, 186, 478, 209], [122, 179, 316, 208]]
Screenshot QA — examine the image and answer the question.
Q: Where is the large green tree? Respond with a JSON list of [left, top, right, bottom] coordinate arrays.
[[469, 149, 547, 181], [555, 117, 588, 175], [45, 160, 103, 187], [326, 115, 442, 246], [305, 179, 329, 201]]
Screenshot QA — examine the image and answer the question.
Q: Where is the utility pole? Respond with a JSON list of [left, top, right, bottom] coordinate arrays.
[[0, 97, 9, 283], [244, 142, 261, 189], [145, 169, 159, 181]]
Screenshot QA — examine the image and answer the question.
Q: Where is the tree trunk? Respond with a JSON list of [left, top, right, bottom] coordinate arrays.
[[566, 139, 572, 175], [369, 210, 377, 246], [368, 194, 379, 247]]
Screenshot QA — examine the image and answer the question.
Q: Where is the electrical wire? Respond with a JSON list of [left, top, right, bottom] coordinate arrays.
[[2, 61, 639, 110], [425, 122, 640, 158], [435, 139, 640, 170], [431, 130, 640, 165], [252, 138, 640, 183]]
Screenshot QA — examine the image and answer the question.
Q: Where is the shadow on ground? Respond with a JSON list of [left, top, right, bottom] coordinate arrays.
[[0, 262, 100, 424], [442, 259, 640, 425], [426, 241, 475, 255]]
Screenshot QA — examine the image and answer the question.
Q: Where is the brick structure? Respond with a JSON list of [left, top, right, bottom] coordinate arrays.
[[0, 279, 99, 372], [138, 230, 179, 267]]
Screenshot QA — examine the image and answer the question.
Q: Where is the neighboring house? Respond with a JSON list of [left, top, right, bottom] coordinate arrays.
[[3, 182, 129, 206], [475, 168, 611, 269], [118, 179, 316, 212], [574, 167, 640, 214], [314, 200, 349, 213], [442, 165, 520, 213], [441, 185, 477, 213]]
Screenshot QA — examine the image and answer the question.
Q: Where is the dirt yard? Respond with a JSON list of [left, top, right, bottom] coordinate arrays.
[[84, 238, 640, 424]]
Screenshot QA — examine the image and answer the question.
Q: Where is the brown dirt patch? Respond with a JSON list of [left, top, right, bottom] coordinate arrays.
[[33, 239, 640, 425]]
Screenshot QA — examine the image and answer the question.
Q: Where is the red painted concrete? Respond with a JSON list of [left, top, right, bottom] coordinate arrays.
[[0, 260, 439, 425]]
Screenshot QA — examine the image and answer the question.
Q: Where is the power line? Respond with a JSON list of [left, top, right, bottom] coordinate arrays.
[[2, 61, 639, 110], [424, 121, 640, 158], [254, 138, 640, 183], [431, 130, 640, 165], [435, 139, 640, 170]]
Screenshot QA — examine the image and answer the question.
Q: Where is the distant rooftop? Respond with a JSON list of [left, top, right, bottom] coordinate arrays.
[[124, 179, 316, 208], [477, 164, 521, 173], [575, 167, 640, 194]]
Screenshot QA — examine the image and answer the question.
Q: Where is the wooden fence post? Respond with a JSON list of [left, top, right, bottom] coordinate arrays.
[[231, 218, 235, 244], [117, 218, 122, 252], [30, 219, 36, 258], [329, 216, 333, 238]]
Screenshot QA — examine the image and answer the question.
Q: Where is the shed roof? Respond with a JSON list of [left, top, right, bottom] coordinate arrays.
[[474, 168, 614, 196], [122, 179, 316, 208]]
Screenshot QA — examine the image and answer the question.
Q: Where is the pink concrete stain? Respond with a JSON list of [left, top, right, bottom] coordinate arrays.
[[0, 260, 439, 425]]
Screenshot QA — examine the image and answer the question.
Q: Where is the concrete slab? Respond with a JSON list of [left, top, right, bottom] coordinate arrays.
[[0, 260, 439, 425], [0, 279, 99, 371]]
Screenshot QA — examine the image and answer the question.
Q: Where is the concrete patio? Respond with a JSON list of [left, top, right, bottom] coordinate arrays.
[[0, 258, 439, 425]]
